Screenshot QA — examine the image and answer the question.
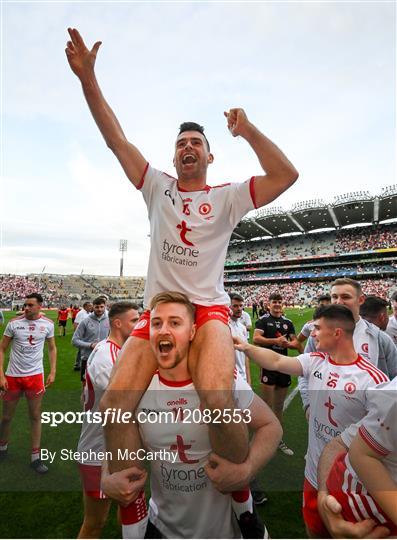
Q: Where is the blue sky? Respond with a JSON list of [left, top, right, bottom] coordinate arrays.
[[1, 1, 395, 276]]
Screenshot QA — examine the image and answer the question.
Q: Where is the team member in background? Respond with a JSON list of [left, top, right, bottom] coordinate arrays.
[[228, 294, 268, 506], [102, 292, 281, 539], [57, 304, 69, 337], [229, 294, 251, 383], [253, 292, 300, 456], [317, 377, 397, 538], [73, 301, 93, 372], [360, 295, 389, 331], [0, 293, 56, 474], [76, 302, 143, 539], [296, 294, 331, 347], [299, 278, 397, 417], [235, 304, 389, 538], [240, 307, 252, 334], [252, 302, 259, 320], [66, 27, 298, 479], [386, 290, 397, 347], [71, 305, 81, 325], [72, 297, 109, 382]]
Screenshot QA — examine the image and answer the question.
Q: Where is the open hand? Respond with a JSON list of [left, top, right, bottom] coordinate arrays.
[[65, 28, 102, 80]]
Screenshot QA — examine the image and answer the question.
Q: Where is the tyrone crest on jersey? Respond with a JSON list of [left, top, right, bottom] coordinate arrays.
[[177, 220, 194, 247]]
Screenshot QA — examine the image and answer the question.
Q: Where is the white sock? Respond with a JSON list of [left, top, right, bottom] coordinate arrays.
[[0, 442, 8, 451], [232, 490, 253, 518], [31, 448, 40, 462], [122, 515, 148, 539]]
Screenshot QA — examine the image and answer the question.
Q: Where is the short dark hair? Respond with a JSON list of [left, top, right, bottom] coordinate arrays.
[[313, 304, 355, 335], [93, 297, 106, 306], [269, 292, 283, 302], [317, 294, 331, 303], [82, 301, 91, 309], [178, 122, 210, 151], [391, 291, 397, 303], [360, 296, 388, 319], [25, 293, 43, 304], [109, 301, 139, 323], [230, 293, 244, 303]]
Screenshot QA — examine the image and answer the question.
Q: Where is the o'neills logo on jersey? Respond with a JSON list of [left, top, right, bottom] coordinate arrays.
[[167, 398, 188, 407], [161, 221, 200, 268]]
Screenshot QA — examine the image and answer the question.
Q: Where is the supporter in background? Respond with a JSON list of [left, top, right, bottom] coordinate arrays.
[[73, 302, 93, 372], [72, 298, 109, 382]]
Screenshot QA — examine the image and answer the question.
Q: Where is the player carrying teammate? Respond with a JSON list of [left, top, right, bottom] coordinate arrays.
[[0, 293, 57, 474], [235, 304, 389, 537], [102, 292, 282, 539], [65, 27, 298, 476]]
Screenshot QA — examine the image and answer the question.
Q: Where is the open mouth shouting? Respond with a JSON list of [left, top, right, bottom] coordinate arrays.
[[182, 154, 197, 165], [158, 339, 174, 356]]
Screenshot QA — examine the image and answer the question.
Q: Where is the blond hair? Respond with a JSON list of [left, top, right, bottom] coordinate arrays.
[[149, 291, 196, 321]]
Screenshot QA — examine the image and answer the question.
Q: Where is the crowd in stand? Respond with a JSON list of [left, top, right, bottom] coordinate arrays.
[[226, 278, 397, 307], [226, 224, 397, 265]]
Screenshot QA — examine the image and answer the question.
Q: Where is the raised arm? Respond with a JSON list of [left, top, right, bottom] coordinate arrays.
[[65, 28, 147, 186], [224, 108, 298, 208], [234, 337, 303, 376]]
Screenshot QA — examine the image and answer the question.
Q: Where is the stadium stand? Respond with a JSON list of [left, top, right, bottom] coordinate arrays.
[[225, 186, 397, 305], [1, 187, 396, 309]]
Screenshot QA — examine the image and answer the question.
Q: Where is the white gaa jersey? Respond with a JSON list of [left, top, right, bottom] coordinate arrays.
[[386, 315, 397, 348], [350, 377, 397, 484], [77, 339, 120, 465], [137, 369, 254, 539], [229, 318, 249, 381], [138, 164, 256, 308], [4, 315, 54, 376], [336, 378, 397, 524], [300, 320, 314, 338], [297, 351, 389, 489]]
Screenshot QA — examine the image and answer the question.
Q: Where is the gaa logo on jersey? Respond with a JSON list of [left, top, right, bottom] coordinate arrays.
[[198, 203, 212, 216], [134, 319, 148, 330], [40, 326, 46, 332], [362, 343, 369, 354], [283, 324, 288, 330], [262, 375, 268, 383], [344, 382, 356, 395]]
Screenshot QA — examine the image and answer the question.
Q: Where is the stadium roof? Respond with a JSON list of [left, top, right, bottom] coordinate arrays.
[[231, 185, 397, 241]]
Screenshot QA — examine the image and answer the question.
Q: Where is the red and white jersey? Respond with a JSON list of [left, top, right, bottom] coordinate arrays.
[[4, 315, 54, 376], [297, 351, 389, 489], [329, 378, 397, 527], [77, 339, 120, 465], [386, 315, 397, 348], [229, 318, 249, 381], [138, 164, 256, 308], [137, 370, 254, 539]]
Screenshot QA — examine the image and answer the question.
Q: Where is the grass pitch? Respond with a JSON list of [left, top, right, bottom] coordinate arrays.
[[0, 307, 314, 538]]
